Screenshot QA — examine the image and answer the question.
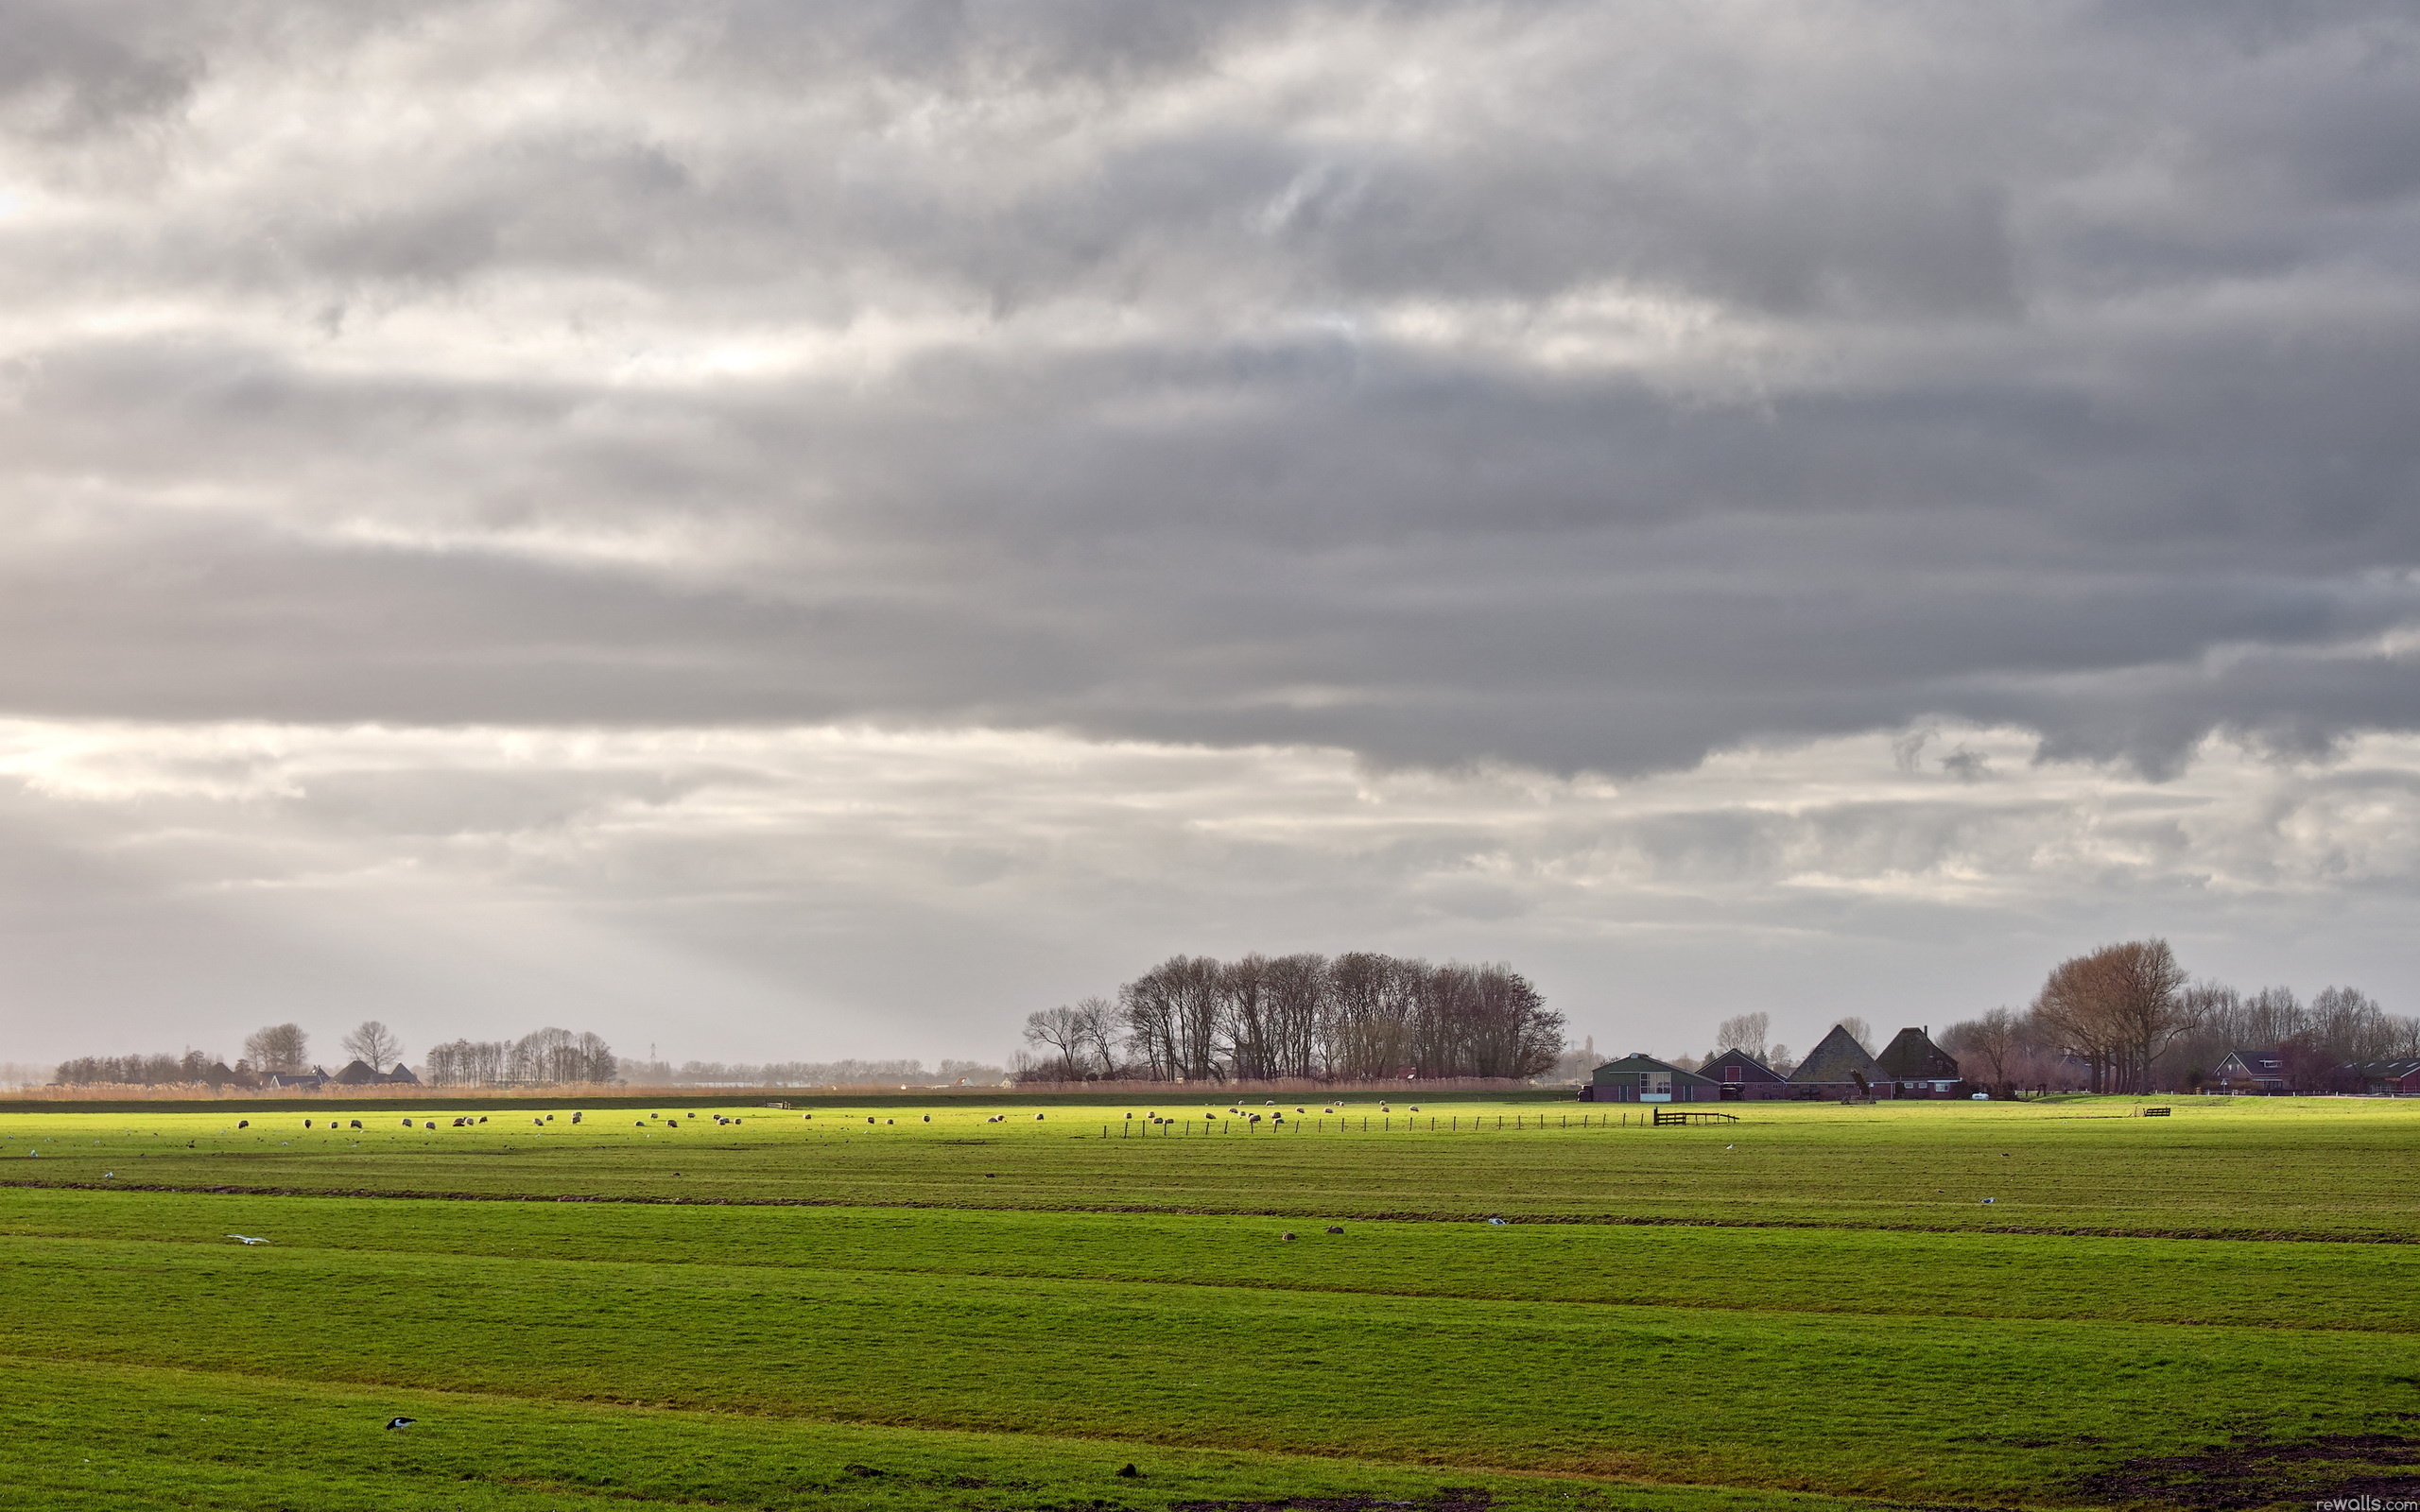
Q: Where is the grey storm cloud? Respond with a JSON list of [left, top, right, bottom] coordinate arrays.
[[3, 0, 2419, 779]]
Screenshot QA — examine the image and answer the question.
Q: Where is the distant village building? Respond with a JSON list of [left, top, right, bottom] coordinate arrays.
[[1696, 1048, 1795, 1100], [334, 1059, 422, 1087], [1585, 1024, 1979, 1104], [1788, 1025, 1889, 1100], [2354, 1058, 2420, 1096], [260, 1067, 331, 1091], [1582, 1054, 1720, 1103], [1875, 1027, 1962, 1096], [2211, 1049, 2286, 1094]]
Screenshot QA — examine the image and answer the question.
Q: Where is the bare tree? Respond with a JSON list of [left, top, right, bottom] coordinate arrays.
[[339, 1021, 403, 1072], [1069, 996, 1120, 1077], [1022, 1005, 1091, 1080], [242, 1023, 310, 1074], [1262, 954, 1327, 1079], [1939, 1007, 2025, 1095], [1713, 1012, 1771, 1060], [2031, 938, 2195, 1093]]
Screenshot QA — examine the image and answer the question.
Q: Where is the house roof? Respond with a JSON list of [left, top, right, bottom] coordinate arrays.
[[1789, 1025, 1883, 1085], [1700, 1048, 1789, 1082], [383, 1063, 421, 1084], [1876, 1027, 1961, 1081], [2216, 1049, 2284, 1076], [1589, 1054, 1718, 1087], [333, 1059, 383, 1085], [2355, 1058, 2420, 1079]]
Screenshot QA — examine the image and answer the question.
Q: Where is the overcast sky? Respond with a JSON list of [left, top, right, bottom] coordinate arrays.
[[3, 1, 2417, 1073]]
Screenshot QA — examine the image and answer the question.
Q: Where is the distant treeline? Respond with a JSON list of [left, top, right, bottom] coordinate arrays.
[[1937, 939, 2416, 1094], [53, 1051, 242, 1088], [424, 1029, 617, 1087], [614, 1057, 1008, 1087], [1023, 953, 1563, 1083]]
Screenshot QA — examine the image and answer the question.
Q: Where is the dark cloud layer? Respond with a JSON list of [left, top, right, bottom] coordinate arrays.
[[4, 0, 2419, 776]]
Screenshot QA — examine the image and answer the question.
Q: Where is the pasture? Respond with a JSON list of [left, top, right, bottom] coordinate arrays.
[[2, 1095, 2416, 1510]]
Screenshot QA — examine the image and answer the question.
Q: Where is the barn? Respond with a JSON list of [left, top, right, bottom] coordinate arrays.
[[1788, 1025, 1887, 1101], [1875, 1027, 1963, 1097], [1697, 1048, 1795, 1100], [1582, 1054, 1720, 1103]]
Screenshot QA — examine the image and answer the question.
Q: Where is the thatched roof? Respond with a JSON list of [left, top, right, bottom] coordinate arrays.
[[1789, 1025, 1881, 1085], [1876, 1028, 1960, 1081]]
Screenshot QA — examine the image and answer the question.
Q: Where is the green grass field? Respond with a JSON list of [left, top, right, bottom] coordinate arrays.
[[3, 1094, 2416, 1510]]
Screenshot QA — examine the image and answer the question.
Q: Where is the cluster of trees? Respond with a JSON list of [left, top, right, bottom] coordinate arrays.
[[614, 1057, 1006, 1087], [1941, 938, 2416, 1094], [53, 1021, 406, 1087], [423, 1028, 617, 1087], [1023, 953, 1563, 1083], [54, 1050, 240, 1087], [1683, 1012, 1801, 1075]]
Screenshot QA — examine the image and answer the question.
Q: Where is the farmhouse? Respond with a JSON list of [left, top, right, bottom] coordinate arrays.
[[2211, 1049, 2286, 1094], [1875, 1027, 1963, 1096], [1788, 1024, 1888, 1099], [1582, 1054, 1720, 1103], [1697, 1047, 1794, 1100]]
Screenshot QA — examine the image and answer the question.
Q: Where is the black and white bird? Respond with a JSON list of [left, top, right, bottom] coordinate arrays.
[[384, 1417, 415, 1431], [226, 1233, 269, 1245]]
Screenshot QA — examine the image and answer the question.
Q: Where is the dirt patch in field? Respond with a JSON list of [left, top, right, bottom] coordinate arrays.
[[2073, 1431, 2420, 1509], [1169, 1492, 1495, 1512]]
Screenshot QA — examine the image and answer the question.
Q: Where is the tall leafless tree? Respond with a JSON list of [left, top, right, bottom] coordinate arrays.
[[339, 1021, 403, 1073], [242, 1023, 310, 1074]]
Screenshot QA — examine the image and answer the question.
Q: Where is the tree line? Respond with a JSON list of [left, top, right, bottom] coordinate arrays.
[[51, 1020, 626, 1089], [1940, 938, 2416, 1095], [1023, 953, 1564, 1083], [423, 1028, 617, 1087], [614, 1057, 1007, 1088]]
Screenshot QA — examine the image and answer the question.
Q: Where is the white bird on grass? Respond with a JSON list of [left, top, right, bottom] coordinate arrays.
[[226, 1234, 269, 1245]]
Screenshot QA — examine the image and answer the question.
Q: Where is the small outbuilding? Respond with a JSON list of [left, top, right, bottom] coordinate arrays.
[[1582, 1054, 1720, 1103]]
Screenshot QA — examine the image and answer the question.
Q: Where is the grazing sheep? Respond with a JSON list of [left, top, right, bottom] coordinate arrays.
[[303, 1119, 312, 1127], [1116, 1463, 1141, 1479], [349, 1120, 361, 1129], [424, 1122, 436, 1129], [237, 1120, 250, 1128], [1325, 1226, 1344, 1234], [1281, 1231, 1296, 1241], [1034, 1113, 1045, 1121]]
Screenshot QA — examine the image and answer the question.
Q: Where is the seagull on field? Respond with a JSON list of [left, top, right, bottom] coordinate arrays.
[[384, 1417, 415, 1431], [227, 1233, 269, 1245]]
